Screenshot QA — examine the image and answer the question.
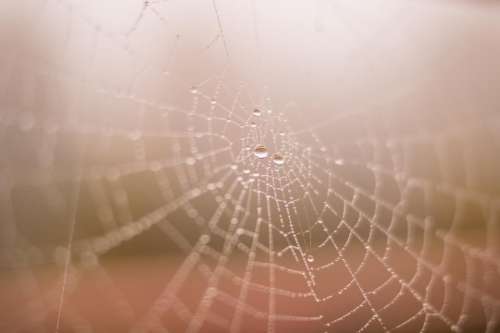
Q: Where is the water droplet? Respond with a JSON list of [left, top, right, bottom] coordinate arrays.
[[279, 131, 285, 136], [190, 86, 198, 94], [243, 169, 250, 174], [254, 145, 268, 158], [307, 254, 315, 263], [272, 153, 285, 166], [253, 108, 261, 116], [210, 99, 217, 105], [250, 121, 257, 128]]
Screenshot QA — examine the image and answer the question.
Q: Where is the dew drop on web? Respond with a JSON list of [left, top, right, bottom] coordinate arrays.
[[272, 153, 284, 166], [254, 145, 268, 158]]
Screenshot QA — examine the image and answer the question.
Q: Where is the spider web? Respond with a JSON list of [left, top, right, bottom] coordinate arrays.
[[1, 1, 500, 333]]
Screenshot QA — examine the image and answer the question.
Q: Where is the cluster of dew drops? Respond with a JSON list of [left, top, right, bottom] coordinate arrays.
[[252, 107, 320, 266], [252, 108, 317, 265], [251, 108, 285, 166], [187, 87, 318, 265], [189, 86, 286, 167], [254, 144, 285, 166]]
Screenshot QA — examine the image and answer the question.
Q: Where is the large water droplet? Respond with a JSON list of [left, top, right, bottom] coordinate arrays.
[[253, 108, 262, 116], [307, 254, 315, 263], [254, 145, 268, 158], [190, 86, 198, 94], [272, 153, 285, 166]]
